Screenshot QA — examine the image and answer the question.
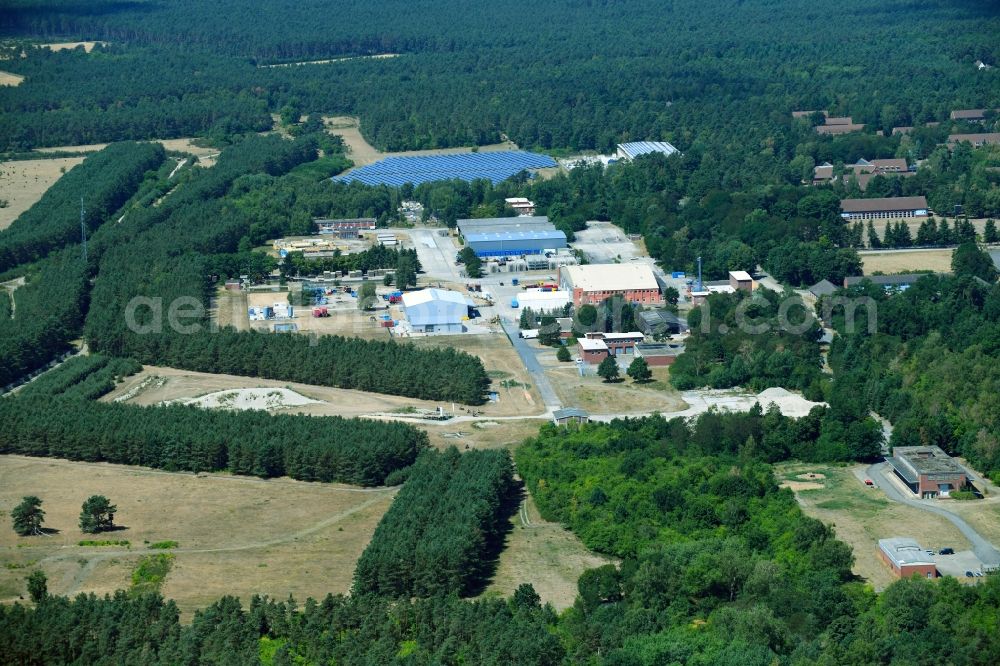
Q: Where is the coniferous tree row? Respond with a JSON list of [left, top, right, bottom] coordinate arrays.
[[353, 447, 517, 597], [0, 250, 89, 388], [0, 142, 166, 272], [0, 394, 428, 486], [16, 354, 142, 401]]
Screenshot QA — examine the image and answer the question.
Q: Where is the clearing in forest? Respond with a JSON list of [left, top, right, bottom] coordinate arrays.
[[0, 455, 395, 616], [0, 70, 23, 86], [37, 42, 108, 53], [774, 462, 972, 590], [484, 493, 612, 610], [0, 157, 87, 230]]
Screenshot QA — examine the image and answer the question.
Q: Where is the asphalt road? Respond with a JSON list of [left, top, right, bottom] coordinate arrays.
[[500, 318, 562, 411], [867, 461, 1000, 568]]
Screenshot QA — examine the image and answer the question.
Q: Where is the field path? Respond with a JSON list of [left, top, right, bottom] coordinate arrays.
[[51, 489, 396, 596]]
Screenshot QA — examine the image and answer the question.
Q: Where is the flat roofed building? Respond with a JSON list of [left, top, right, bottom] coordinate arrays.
[[813, 162, 834, 184], [729, 271, 753, 291], [638, 309, 686, 336], [635, 342, 683, 366], [402, 288, 475, 334], [516, 289, 571, 313], [504, 197, 536, 216], [840, 196, 929, 220], [889, 446, 968, 498], [816, 123, 865, 135], [559, 264, 661, 306], [892, 126, 914, 135], [578, 337, 610, 364], [843, 273, 941, 290], [878, 538, 938, 579], [616, 141, 680, 160], [457, 216, 553, 236], [948, 133, 1000, 148], [314, 217, 376, 238], [585, 331, 645, 356]]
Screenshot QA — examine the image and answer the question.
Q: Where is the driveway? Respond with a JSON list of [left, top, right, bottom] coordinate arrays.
[[500, 318, 562, 411], [866, 461, 1000, 568]]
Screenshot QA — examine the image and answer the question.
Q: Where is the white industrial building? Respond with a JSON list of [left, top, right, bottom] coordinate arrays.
[[515, 289, 571, 312], [402, 288, 475, 334], [616, 141, 680, 160]]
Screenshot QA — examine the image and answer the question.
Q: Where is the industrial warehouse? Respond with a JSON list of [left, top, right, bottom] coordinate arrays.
[[401, 288, 476, 334], [558, 263, 661, 306], [457, 216, 567, 257]]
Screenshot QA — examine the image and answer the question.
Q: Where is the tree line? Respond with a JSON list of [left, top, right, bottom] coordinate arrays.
[[0, 141, 165, 273], [353, 447, 518, 597], [0, 393, 427, 486], [17, 354, 142, 401]]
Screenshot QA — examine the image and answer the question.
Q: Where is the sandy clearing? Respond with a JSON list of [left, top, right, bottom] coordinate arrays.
[[797, 472, 826, 480], [0, 455, 394, 615], [170, 387, 321, 411], [33, 138, 219, 166], [780, 481, 824, 491], [38, 42, 107, 53], [0, 70, 24, 86], [0, 157, 86, 230]]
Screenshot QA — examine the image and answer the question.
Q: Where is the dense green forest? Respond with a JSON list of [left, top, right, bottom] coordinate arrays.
[[825, 267, 1000, 479], [354, 448, 517, 597], [0, 141, 165, 272]]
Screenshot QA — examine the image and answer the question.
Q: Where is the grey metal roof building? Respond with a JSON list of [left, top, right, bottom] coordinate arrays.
[[457, 216, 552, 235], [889, 446, 969, 498], [843, 273, 944, 290]]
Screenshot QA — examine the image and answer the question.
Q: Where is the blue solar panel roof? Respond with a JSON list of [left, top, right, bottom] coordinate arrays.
[[333, 151, 558, 187]]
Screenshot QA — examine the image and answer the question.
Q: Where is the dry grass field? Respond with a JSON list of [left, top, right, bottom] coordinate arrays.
[[861, 249, 953, 274], [0, 70, 23, 86], [0, 157, 86, 229], [484, 494, 611, 610], [323, 115, 519, 169], [537, 347, 688, 415], [0, 455, 395, 615], [34, 138, 220, 167], [774, 462, 971, 590], [410, 333, 547, 417]]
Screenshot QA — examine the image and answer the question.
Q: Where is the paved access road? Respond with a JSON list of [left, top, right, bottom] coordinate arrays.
[[866, 461, 1000, 568], [500, 318, 562, 411]]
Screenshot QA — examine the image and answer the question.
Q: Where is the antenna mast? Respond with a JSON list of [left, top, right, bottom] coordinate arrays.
[[80, 197, 87, 262]]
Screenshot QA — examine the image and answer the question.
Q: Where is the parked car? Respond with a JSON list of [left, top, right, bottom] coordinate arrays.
[[864, 479, 874, 486], [965, 571, 974, 578], [939, 548, 954, 555], [974, 571, 984, 577]]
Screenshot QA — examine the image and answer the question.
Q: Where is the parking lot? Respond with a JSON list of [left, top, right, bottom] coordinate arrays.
[[571, 220, 650, 264]]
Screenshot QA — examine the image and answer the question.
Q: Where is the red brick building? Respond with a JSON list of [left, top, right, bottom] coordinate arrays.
[[559, 264, 661, 307], [878, 538, 938, 579], [578, 337, 610, 364], [889, 446, 968, 498]]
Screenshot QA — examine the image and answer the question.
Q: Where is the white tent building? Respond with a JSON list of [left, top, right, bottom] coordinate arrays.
[[402, 288, 475, 334]]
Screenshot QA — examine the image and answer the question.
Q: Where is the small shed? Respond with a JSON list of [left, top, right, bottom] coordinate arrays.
[[553, 408, 590, 426]]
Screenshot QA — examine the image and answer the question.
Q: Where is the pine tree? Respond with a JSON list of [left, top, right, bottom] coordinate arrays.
[[916, 217, 938, 246], [896, 221, 913, 247], [627, 357, 652, 383], [597, 356, 620, 383], [867, 221, 882, 249], [11, 496, 45, 536], [985, 219, 999, 244], [556, 345, 571, 362]]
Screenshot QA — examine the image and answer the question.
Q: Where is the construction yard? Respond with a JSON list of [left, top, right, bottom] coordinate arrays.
[[774, 462, 973, 590], [0, 157, 87, 229], [0, 455, 395, 616]]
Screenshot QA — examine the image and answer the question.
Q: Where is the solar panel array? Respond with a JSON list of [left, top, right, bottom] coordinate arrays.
[[333, 151, 558, 187]]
